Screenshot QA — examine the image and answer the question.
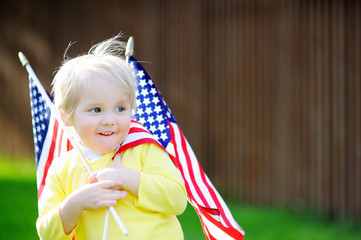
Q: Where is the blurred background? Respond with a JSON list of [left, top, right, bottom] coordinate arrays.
[[0, 0, 360, 239]]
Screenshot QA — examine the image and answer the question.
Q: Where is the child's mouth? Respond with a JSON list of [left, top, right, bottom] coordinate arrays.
[[99, 132, 114, 136]]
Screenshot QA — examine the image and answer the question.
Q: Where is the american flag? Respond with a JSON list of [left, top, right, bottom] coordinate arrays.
[[29, 77, 72, 199], [129, 56, 245, 240]]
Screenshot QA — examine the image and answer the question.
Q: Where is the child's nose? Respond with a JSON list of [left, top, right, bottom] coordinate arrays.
[[101, 113, 115, 125]]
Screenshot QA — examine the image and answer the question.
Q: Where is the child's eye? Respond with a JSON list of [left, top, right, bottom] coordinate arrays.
[[116, 106, 124, 112], [91, 107, 101, 113]]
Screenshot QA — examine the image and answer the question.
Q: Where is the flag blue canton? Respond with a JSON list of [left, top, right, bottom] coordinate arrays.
[[29, 77, 51, 166], [129, 56, 176, 148]]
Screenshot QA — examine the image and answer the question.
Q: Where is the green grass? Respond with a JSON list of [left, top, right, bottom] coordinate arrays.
[[0, 179, 39, 239], [0, 156, 38, 239], [232, 205, 361, 240], [1, 156, 361, 240], [179, 202, 361, 240]]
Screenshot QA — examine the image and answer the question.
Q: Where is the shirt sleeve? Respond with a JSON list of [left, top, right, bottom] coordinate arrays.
[[135, 143, 187, 215], [36, 158, 76, 240]]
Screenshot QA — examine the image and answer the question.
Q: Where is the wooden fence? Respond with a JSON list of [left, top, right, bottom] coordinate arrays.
[[1, 0, 360, 221]]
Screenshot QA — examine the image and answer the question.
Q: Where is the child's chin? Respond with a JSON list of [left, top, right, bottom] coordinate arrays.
[[98, 145, 119, 154]]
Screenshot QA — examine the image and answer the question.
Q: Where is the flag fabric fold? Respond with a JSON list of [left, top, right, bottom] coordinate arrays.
[[128, 56, 244, 239], [27, 55, 244, 239]]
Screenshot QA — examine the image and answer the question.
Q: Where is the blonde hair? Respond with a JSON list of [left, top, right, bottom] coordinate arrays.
[[52, 35, 137, 123]]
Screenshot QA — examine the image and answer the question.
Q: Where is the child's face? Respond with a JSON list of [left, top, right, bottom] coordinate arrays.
[[71, 77, 132, 154]]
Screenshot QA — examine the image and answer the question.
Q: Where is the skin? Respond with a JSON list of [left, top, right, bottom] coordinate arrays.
[[59, 77, 140, 235]]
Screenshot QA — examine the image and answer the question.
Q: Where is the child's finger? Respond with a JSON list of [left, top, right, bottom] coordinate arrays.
[[98, 200, 117, 207], [88, 172, 98, 183], [95, 189, 127, 208], [99, 180, 123, 189], [111, 153, 123, 167]]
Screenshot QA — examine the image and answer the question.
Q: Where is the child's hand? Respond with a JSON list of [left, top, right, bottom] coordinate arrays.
[[74, 180, 127, 209], [88, 153, 140, 197], [59, 180, 127, 235], [88, 154, 124, 184]]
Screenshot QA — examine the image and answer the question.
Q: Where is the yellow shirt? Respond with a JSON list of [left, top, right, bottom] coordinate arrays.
[[37, 143, 187, 240]]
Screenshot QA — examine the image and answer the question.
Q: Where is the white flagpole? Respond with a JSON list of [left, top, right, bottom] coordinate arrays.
[[102, 208, 110, 240], [125, 36, 134, 64], [18, 52, 128, 237]]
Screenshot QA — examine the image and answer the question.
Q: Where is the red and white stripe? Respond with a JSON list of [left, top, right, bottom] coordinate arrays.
[[168, 121, 245, 239], [37, 118, 71, 198], [116, 120, 161, 154]]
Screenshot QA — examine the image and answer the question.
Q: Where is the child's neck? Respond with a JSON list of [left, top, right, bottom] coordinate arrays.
[[80, 145, 121, 163], [80, 145, 104, 163]]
